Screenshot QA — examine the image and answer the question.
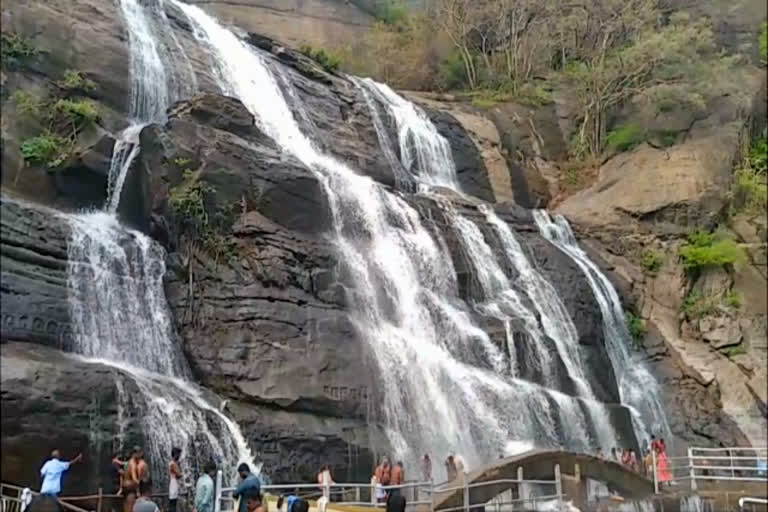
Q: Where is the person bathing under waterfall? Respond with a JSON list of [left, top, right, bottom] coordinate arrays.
[[168, 447, 183, 512]]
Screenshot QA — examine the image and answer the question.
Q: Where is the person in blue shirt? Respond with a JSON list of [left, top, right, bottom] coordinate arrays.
[[40, 450, 83, 497], [232, 463, 261, 512], [194, 461, 217, 512]]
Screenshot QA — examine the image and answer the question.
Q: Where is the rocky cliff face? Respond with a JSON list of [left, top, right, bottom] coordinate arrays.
[[1, 0, 765, 495]]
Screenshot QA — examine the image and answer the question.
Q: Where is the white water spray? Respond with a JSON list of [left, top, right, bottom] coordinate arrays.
[[355, 78, 460, 190], [66, 212, 255, 483], [533, 210, 671, 443]]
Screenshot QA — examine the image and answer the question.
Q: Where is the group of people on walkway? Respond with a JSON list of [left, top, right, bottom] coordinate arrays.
[[36, 447, 266, 512], [596, 435, 672, 484], [371, 457, 405, 503]]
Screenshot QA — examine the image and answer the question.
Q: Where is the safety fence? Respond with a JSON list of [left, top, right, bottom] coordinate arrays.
[[652, 446, 768, 494], [214, 464, 565, 512]]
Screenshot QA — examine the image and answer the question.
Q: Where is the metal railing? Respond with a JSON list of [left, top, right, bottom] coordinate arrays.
[[739, 497, 768, 511], [215, 464, 564, 512], [651, 446, 768, 494], [0, 483, 94, 512]]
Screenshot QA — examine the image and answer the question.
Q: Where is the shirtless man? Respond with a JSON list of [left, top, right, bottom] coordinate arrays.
[[132, 449, 149, 484]]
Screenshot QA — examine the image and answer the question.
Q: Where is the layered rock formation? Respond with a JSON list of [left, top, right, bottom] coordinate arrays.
[[1, 0, 765, 497]]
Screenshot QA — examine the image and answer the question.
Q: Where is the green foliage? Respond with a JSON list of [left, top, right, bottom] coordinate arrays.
[[1, 33, 38, 69], [372, 0, 409, 25], [760, 22, 767, 64], [679, 231, 744, 270], [681, 290, 717, 319], [173, 157, 192, 169], [605, 124, 646, 152], [470, 83, 552, 108], [59, 70, 97, 92], [725, 290, 743, 309], [749, 135, 767, 173], [54, 98, 99, 124], [625, 311, 647, 346], [20, 134, 67, 167], [726, 344, 747, 357], [169, 170, 239, 264], [299, 44, 341, 73], [732, 167, 768, 215], [653, 130, 678, 148], [439, 52, 470, 90], [11, 90, 43, 117], [641, 250, 664, 276], [169, 170, 215, 236]]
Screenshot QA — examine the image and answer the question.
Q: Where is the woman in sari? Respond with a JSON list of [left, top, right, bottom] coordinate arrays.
[[656, 444, 673, 485]]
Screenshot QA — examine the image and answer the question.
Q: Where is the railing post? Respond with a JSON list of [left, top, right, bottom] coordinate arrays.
[[370, 477, 376, 507], [215, 470, 223, 512], [730, 449, 735, 478], [688, 447, 697, 492], [462, 472, 469, 512], [554, 464, 562, 506], [97, 488, 102, 512], [652, 449, 659, 494], [429, 480, 434, 512], [355, 485, 361, 503], [323, 480, 330, 500], [517, 466, 527, 506]]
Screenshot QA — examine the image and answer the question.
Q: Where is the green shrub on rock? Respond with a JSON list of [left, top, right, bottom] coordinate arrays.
[[725, 290, 743, 309], [625, 311, 647, 346], [605, 124, 646, 152], [299, 44, 341, 73], [641, 250, 663, 275], [54, 98, 99, 124], [58, 70, 97, 92], [1, 33, 38, 69], [20, 134, 67, 167], [11, 90, 43, 117], [679, 231, 744, 270]]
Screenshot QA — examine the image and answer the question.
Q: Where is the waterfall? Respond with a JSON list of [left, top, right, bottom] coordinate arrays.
[[106, 0, 196, 213], [354, 78, 460, 190], [480, 205, 594, 398], [174, 1, 626, 472], [65, 212, 255, 483], [532, 210, 671, 443], [447, 210, 554, 382]]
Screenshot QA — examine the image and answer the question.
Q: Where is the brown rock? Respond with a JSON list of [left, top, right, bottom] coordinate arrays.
[[193, 0, 373, 49]]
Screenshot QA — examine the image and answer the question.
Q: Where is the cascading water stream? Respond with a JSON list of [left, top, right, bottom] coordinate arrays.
[[65, 212, 255, 483], [175, 1, 625, 471], [532, 210, 671, 443], [355, 78, 460, 190], [480, 205, 594, 399], [448, 210, 553, 381], [106, 0, 196, 213], [66, 212, 254, 482]]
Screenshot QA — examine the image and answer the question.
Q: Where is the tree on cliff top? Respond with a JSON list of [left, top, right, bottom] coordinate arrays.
[[563, 9, 744, 155]]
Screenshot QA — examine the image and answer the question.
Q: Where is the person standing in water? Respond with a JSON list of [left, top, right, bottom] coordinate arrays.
[[421, 455, 431, 482], [40, 450, 83, 497], [168, 448, 182, 512], [445, 456, 457, 481], [389, 462, 404, 497]]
